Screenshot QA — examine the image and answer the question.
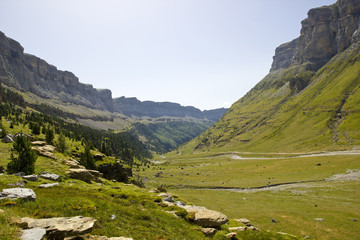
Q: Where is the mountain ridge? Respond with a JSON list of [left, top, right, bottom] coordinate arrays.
[[0, 30, 226, 122]]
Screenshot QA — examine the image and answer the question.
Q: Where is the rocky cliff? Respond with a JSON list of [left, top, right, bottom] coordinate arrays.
[[113, 97, 227, 122], [271, 0, 360, 71], [0, 31, 114, 112]]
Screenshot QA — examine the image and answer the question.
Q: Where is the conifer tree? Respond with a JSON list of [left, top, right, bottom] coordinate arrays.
[[7, 134, 37, 174]]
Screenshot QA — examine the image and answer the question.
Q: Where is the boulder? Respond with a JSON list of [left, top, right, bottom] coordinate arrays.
[[21, 228, 46, 240], [201, 228, 217, 236], [234, 218, 251, 224], [2, 134, 14, 143], [0, 188, 36, 201], [183, 206, 228, 228], [38, 183, 59, 188], [40, 172, 62, 182], [67, 169, 103, 183], [79, 236, 133, 240], [22, 175, 39, 182], [226, 232, 237, 239], [8, 179, 27, 187], [14, 133, 34, 142], [19, 216, 96, 239]]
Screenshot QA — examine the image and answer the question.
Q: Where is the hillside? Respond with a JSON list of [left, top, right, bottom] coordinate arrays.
[[178, 0, 360, 153]]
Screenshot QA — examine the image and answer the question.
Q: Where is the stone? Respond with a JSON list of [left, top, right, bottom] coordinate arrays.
[[187, 208, 229, 228], [19, 216, 96, 239], [38, 183, 60, 188], [22, 175, 39, 182], [201, 228, 217, 236], [40, 172, 62, 182], [63, 159, 85, 169], [21, 228, 46, 240], [2, 134, 14, 143], [163, 196, 174, 203], [314, 218, 324, 221], [67, 169, 103, 183], [234, 218, 251, 224], [8, 180, 27, 187], [248, 226, 260, 231], [31, 141, 47, 146], [229, 227, 247, 231], [80, 236, 133, 240], [174, 201, 186, 207], [226, 232, 237, 238], [13, 172, 26, 177], [0, 188, 36, 201], [14, 133, 34, 142], [32, 145, 57, 160], [158, 193, 172, 198]]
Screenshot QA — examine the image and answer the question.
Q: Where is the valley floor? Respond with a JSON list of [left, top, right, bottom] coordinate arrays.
[[139, 151, 360, 240]]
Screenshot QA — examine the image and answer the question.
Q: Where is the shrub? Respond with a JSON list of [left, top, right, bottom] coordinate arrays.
[[80, 145, 96, 170], [7, 134, 37, 174]]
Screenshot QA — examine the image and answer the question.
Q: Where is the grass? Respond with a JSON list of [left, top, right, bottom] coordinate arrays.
[[139, 151, 360, 240]]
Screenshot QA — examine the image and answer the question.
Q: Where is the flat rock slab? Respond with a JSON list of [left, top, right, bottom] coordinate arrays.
[[40, 172, 62, 182], [21, 228, 46, 240], [67, 169, 103, 183], [38, 183, 60, 188], [22, 175, 39, 182], [0, 188, 36, 201], [20, 216, 96, 240], [82, 236, 133, 240]]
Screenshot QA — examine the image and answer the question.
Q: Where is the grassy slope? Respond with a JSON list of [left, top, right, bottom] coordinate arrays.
[[178, 45, 360, 154]]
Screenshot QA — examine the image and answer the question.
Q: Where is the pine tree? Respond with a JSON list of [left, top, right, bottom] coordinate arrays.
[[80, 145, 96, 170], [56, 133, 67, 153], [7, 134, 37, 174]]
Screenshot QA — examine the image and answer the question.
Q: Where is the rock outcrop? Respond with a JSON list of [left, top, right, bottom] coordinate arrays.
[[67, 169, 103, 183], [19, 216, 96, 240], [0, 188, 36, 201], [0, 31, 114, 112], [271, 0, 360, 71]]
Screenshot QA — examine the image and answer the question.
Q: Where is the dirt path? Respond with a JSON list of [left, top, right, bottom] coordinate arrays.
[[230, 150, 360, 160]]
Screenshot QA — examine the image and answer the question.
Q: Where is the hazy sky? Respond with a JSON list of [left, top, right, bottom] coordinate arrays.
[[0, 0, 335, 110]]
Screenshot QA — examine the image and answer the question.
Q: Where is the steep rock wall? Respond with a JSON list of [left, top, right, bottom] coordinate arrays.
[[271, 0, 360, 71]]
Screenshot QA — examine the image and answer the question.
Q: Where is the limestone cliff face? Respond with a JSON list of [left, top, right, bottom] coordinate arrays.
[[271, 0, 360, 71], [0, 31, 114, 112], [113, 97, 227, 122]]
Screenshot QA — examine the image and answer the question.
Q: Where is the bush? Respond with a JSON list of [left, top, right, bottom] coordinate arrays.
[[7, 134, 37, 174], [56, 134, 67, 153]]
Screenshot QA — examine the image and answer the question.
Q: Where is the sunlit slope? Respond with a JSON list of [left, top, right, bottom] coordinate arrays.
[[180, 45, 360, 153]]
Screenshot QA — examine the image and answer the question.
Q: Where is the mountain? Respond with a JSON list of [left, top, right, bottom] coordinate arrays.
[[179, 0, 360, 153], [0, 30, 226, 122], [113, 96, 227, 121], [0, 30, 227, 153]]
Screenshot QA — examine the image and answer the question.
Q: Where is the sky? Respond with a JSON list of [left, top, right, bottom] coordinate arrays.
[[0, 0, 336, 110]]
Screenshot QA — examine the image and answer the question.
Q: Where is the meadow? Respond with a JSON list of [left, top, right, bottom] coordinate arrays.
[[139, 152, 360, 240]]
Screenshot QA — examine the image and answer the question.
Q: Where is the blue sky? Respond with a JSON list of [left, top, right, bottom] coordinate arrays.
[[0, 0, 335, 110]]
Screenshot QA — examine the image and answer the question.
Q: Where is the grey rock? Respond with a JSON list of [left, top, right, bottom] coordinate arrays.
[[0, 188, 36, 201], [185, 207, 229, 228], [21, 228, 46, 240], [38, 183, 59, 188], [66, 169, 103, 183], [226, 232, 237, 238], [174, 201, 186, 207], [22, 175, 39, 182], [201, 228, 217, 236], [163, 196, 174, 203], [8, 180, 27, 187], [13, 172, 26, 177], [19, 216, 96, 239], [40, 172, 62, 182]]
